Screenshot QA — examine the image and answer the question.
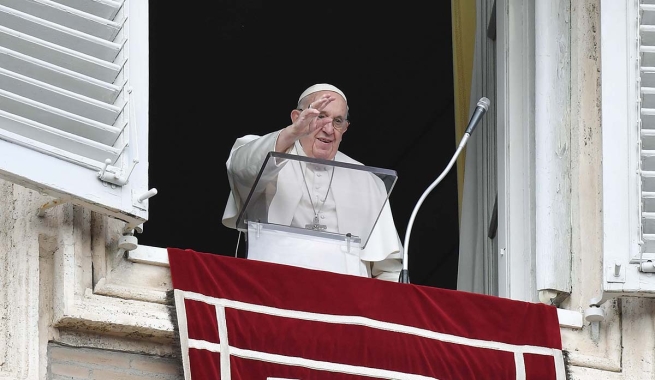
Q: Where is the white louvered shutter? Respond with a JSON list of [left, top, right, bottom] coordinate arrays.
[[600, 0, 655, 297], [0, 0, 149, 227]]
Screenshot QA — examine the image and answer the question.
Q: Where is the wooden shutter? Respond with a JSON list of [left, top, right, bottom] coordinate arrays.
[[0, 0, 150, 227], [600, 0, 655, 297]]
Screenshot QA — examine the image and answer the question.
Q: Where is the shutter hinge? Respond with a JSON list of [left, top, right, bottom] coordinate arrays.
[[98, 157, 138, 186], [640, 261, 655, 272], [97, 86, 140, 187]]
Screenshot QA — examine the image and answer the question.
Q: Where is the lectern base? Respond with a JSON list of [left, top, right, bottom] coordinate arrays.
[[246, 222, 369, 278]]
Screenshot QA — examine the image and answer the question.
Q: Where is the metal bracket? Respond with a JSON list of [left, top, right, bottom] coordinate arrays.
[[123, 223, 143, 235], [640, 261, 655, 272], [538, 289, 570, 307], [132, 188, 157, 210], [36, 197, 70, 217], [589, 288, 625, 307], [98, 157, 139, 187], [585, 305, 605, 342], [606, 261, 626, 283], [590, 293, 607, 307], [97, 85, 140, 187], [585, 305, 605, 323], [345, 233, 352, 253]]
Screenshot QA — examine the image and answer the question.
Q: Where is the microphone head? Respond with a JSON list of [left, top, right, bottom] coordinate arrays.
[[477, 97, 491, 111]]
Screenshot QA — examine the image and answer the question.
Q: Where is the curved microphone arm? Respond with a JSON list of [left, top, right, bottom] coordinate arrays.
[[398, 97, 490, 284]]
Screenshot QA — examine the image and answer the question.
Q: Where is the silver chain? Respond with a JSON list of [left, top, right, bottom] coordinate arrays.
[[299, 160, 335, 219]]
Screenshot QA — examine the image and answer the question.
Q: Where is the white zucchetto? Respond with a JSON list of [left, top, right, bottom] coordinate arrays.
[[298, 83, 347, 106]]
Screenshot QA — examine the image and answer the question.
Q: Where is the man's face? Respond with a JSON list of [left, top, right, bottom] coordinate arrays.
[[299, 91, 348, 160]]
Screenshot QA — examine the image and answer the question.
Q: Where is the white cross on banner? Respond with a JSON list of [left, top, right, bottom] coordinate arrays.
[[168, 248, 567, 379]]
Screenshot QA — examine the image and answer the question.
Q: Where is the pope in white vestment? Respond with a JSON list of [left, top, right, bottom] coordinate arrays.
[[222, 84, 403, 281]]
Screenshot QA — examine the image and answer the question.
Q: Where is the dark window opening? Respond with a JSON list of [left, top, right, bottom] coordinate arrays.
[[141, 1, 460, 289]]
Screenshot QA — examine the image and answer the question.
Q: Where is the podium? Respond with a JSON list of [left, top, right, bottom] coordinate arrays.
[[233, 151, 398, 277]]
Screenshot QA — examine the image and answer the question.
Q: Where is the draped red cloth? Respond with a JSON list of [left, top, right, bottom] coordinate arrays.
[[168, 248, 565, 380]]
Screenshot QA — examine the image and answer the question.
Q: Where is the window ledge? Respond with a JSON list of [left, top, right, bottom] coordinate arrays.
[[557, 308, 583, 329], [127, 245, 170, 266]]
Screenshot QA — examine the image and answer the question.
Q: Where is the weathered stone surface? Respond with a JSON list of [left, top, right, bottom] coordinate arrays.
[[1, 179, 179, 380]]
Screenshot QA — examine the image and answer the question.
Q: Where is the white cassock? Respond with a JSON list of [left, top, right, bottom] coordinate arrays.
[[222, 130, 404, 281]]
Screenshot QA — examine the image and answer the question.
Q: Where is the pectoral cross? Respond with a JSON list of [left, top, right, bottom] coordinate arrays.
[[305, 215, 327, 231]]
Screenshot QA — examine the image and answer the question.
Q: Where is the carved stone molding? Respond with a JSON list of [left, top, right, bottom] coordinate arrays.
[[51, 206, 175, 342]]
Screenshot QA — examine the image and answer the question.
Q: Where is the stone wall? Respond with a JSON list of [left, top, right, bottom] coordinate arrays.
[[0, 179, 178, 380], [48, 343, 182, 380]]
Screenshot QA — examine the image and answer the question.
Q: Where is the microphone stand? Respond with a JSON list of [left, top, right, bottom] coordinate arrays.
[[399, 98, 490, 284]]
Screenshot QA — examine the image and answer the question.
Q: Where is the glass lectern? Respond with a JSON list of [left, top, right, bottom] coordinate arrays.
[[234, 152, 397, 277]]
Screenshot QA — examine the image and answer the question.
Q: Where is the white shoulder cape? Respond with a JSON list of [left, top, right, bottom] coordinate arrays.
[[222, 131, 403, 262]]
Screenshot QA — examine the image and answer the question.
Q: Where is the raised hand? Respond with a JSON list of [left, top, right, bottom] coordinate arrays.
[[276, 94, 336, 153], [289, 94, 336, 138]]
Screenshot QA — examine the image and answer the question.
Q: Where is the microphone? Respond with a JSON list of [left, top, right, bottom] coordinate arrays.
[[399, 97, 491, 284], [465, 97, 491, 135]]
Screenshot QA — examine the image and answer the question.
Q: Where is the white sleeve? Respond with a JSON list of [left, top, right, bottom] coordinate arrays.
[[370, 257, 402, 281], [223, 130, 285, 228]]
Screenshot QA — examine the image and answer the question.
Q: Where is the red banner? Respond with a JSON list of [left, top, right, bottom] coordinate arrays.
[[168, 248, 566, 379]]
